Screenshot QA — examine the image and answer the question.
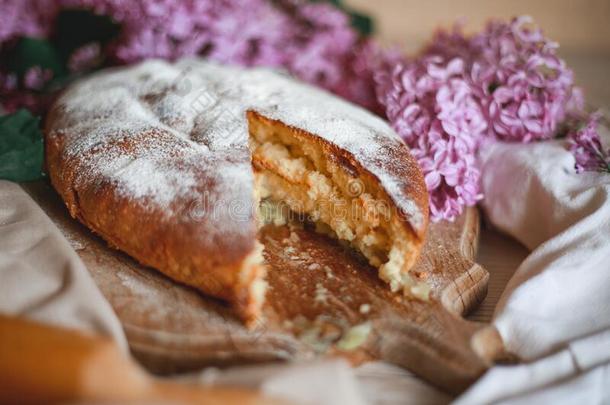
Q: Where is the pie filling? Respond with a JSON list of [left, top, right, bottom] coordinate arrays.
[[247, 112, 429, 302]]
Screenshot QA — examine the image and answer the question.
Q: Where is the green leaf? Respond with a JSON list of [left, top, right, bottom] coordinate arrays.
[[53, 9, 120, 62], [313, 0, 375, 37], [0, 110, 44, 182], [349, 11, 374, 37], [6, 37, 65, 79]]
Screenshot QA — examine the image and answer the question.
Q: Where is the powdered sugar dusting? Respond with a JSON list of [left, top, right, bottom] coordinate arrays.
[[103, 156, 198, 207], [48, 59, 425, 231]]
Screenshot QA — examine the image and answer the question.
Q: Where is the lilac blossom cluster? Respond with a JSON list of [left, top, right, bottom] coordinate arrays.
[[61, 0, 290, 66], [470, 16, 578, 142], [376, 56, 485, 221], [375, 16, 590, 221], [0, 0, 58, 43], [0, 0, 59, 113], [568, 113, 610, 174], [0, 0, 379, 113]]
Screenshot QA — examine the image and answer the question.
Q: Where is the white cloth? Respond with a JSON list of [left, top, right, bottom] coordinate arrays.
[[0, 180, 128, 348], [456, 131, 610, 404], [193, 360, 367, 405]]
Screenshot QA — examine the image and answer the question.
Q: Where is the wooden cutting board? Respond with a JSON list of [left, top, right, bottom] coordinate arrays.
[[23, 181, 507, 394]]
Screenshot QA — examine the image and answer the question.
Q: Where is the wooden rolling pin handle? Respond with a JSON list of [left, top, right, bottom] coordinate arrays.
[[0, 315, 287, 405], [0, 314, 150, 404]]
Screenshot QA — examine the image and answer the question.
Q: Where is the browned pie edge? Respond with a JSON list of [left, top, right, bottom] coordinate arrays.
[[43, 99, 429, 324]]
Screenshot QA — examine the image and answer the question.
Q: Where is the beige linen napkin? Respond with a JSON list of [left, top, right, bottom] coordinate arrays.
[[455, 128, 610, 404], [193, 360, 367, 405], [0, 180, 127, 348]]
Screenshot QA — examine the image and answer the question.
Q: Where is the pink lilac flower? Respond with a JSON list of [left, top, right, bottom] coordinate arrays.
[[281, 1, 393, 112], [0, 0, 59, 43], [427, 16, 577, 143], [287, 2, 357, 90], [62, 0, 215, 62], [568, 113, 610, 173], [67, 42, 102, 72], [62, 0, 292, 67], [376, 15, 591, 221], [23, 66, 53, 90], [376, 55, 485, 221], [325, 39, 391, 113], [424, 21, 474, 63], [206, 0, 290, 67], [2, 0, 375, 111], [476, 18, 575, 142], [0, 73, 18, 92], [0, 67, 54, 113]]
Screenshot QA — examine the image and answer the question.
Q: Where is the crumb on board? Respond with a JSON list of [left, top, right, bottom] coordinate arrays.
[[359, 303, 371, 314], [336, 322, 372, 351], [315, 283, 328, 304], [291, 315, 373, 354], [409, 282, 431, 301], [323, 265, 335, 279]]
